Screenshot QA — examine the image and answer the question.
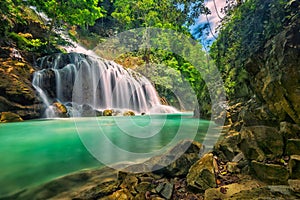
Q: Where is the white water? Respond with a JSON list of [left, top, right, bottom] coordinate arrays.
[[33, 53, 178, 117]]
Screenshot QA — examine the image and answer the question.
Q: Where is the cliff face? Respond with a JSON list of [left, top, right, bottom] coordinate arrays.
[[0, 53, 41, 119], [244, 10, 300, 125], [214, 3, 300, 186]]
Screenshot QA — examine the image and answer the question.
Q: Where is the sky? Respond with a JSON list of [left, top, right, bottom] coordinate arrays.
[[192, 0, 226, 49]]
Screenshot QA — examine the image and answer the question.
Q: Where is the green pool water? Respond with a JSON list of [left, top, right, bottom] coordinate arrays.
[[0, 114, 218, 197]]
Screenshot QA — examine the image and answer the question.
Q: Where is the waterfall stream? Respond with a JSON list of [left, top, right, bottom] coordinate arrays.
[[32, 53, 178, 117]]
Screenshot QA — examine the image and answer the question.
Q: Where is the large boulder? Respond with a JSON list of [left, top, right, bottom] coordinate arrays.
[[187, 153, 216, 191], [239, 126, 284, 161], [251, 161, 289, 185]]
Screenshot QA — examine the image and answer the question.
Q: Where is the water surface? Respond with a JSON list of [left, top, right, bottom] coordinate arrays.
[[0, 114, 217, 197]]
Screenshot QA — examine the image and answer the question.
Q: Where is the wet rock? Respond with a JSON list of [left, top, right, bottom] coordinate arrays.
[[187, 153, 216, 191], [103, 109, 113, 116], [289, 155, 300, 179], [5, 167, 119, 200], [123, 110, 135, 116], [81, 104, 95, 117], [286, 139, 300, 155], [288, 179, 300, 194], [52, 102, 68, 117], [0, 111, 23, 122], [239, 126, 283, 161], [251, 160, 289, 184]]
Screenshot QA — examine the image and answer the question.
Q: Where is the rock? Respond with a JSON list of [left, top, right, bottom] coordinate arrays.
[[239, 126, 284, 161], [214, 131, 241, 161], [228, 186, 295, 200], [81, 104, 95, 117], [288, 179, 300, 193], [267, 185, 294, 196], [152, 140, 202, 177], [286, 139, 300, 155], [226, 162, 240, 173], [232, 152, 245, 162], [5, 167, 119, 200], [135, 182, 151, 193], [120, 174, 138, 194], [0, 58, 40, 120], [123, 110, 135, 116], [105, 188, 133, 200], [103, 109, 113, 116], [251, 160, 289, 184], [125, 140, 202, 176], [244, 15, 300, 125], [0, 111, 23, 122], [280, 122, 300, 139], [187, 153, 216, 191], [160, 182, 173, 199], [52, 102, 68, 117], [289, 155, 300, 179], [95, 110, 103, 116], [204, 180, 264, 200]]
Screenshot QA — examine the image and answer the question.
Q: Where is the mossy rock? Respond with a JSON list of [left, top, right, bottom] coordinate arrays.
[[103, 109, 113, 116], [0, 112, 23, 122]]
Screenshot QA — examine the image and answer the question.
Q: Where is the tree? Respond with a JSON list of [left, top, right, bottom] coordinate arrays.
[[28, 0, 105, 44], [111, 0, 207, 31]]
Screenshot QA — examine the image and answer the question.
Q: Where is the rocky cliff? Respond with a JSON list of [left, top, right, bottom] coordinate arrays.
[[0, 50, 40, 120], [213, 0, 300, 192]]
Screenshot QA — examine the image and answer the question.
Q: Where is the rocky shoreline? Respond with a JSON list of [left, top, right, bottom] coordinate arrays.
[[2, 138, 300, 200]]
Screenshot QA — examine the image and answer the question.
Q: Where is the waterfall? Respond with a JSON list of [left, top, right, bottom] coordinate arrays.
[[32, 53, 178, 117]]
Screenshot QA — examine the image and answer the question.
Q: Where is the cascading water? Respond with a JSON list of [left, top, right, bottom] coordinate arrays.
[[32, 53, 178, 117]]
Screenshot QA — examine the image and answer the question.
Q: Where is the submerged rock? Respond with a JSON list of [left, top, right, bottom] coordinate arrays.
[[4, 167, 119, 200], [0, 112, 23, 122]]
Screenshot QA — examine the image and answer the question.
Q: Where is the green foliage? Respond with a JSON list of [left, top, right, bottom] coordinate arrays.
[[28, 0, 105, 27], [8, 32, 46, 51], [0, 0, 23, 36], [111, 0, 206, 31]]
